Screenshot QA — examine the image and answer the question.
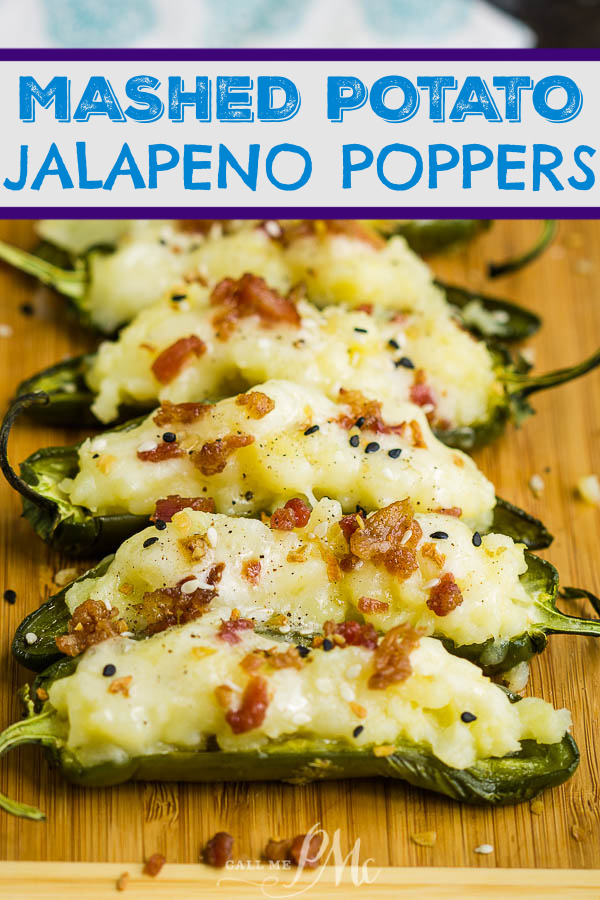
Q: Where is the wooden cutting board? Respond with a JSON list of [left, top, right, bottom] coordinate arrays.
[[0, 220, 598, 880]]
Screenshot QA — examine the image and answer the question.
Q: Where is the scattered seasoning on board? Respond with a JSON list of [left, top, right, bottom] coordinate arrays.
[[19, 302, 35, 317], [3, 589, 16, 605], [143, 853, 166, 877], [116, 872, 129, 892], [202, 832, 234, 867]]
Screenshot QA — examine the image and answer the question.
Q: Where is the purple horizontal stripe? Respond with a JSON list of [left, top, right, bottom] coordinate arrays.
[[0, 49, 599, 62], [0, 208, 597, 219]]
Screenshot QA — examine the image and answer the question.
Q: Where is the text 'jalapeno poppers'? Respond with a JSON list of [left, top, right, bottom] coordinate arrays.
[[14, 273, 600, 450], [0, 218, 547, 337], [14, 500, 599, 678], [2, 380, 553, 556], [1, 610, 577, 820]]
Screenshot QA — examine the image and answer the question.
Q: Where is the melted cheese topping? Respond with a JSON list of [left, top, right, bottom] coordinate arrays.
[[65, 499, 534, 649], [63, 381, 495, 532], [48, 618, 570, 771], [87, 280, 499, 428]]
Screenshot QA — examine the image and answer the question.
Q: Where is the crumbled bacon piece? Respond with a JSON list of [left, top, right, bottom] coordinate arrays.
[[235, 391, 275, 419], [323, 620, 379, 649], [240, 651, 264, 674], [349, 500, 421, 579], [108, 676, 132, 697], [152, 495, 216, 523], [339, 513, 364, 540], [368, 625, 421, 690], [211, 274, 300, 339], [202, 832, 234, 868], [421, 542, 446, 569], [318, 544, 342, 583], [224, 676, 270, 734], [357, 596, 389, 614], [207, 563, 225, 585], [151, 335, 206, 384], [270, 498, 311, 530], [153, 401, 212, 427], [143, 853, 166, 877], [408, 419, 427, 449], [264, 839, 290, 863], [192, 433, 254, 476], [264, 833, 323, 869], [55, 599, 128, 657], [241, 559, 261, 585], [356, 303, 373, 315], [265, 646, 306, 670], [435, 507, 462, 518], [218, 615, 255, 645], [336, 389, 405, 436], [137, 442, 184, 463], [138, 578, 217, 635], [179, 534, 208, 561], [426, 572, 463, 617], [340, 553, 360, 572], [410, 369, 437, 418]]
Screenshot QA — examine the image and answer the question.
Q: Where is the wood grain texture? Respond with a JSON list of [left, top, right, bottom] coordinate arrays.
[[0, 221, 598, 870]]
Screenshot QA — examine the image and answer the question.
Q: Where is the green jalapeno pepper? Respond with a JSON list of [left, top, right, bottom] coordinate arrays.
[[373, 219, 493, 255], [0, 391, 553, 557]]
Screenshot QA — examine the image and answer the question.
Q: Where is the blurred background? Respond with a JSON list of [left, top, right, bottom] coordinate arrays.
[[0, 0, 596, 49]]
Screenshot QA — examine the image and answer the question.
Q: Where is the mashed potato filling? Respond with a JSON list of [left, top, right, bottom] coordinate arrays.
[[62, 381, 495, 532], [64, 499, 535, 650], [47, 616, 570, 771], [87, 277, 500, 428]]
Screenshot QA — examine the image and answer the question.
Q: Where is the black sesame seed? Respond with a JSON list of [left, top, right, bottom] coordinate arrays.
[[92, 453, 100, 459], [395, 356, 415, 369], [354, 327, 368, 334], [365, 442, 380, 453], [171, 293, 187, 302], [143, 536, 159, 548], [472, 532, 482, 547], [430, 531, 449, 540], [296, 645, 310, 658], [461, 711, 477, 723], [322, 638, 334, 651], [354, 416, 365, 429], [388, 448, 402, 459], [388, 339, 400, 350], [155, 519, 167, 531], [244, 491, 254, 501], [19, 303, 34, 317], [102, 664, 116, 677], [353, 725, 364, 738], [349, 435, 360, 448], [304, 425, 320, 436], [162, 432, 176, 443], [3, 589, 16, 605]]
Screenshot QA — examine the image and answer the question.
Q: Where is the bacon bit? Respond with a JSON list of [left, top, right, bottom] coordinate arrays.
[[373, 745, 395, 758], [264, 839, 290, 863], [116, 871, 129, 891], [289, 834, 323, 869], [225, 676, 270, 734], [368, 625, 422, 690], [240, 651, 264, 674], [436, 507, 462, 518], [108, 676, 133, 697], [324, 620, 379, 650], [426, 572, 463, 617], [318, 544, 342, 583], [137, 442, 184, 463], [202, 832, 234, 868], [139, 578, 217, 635], [153, 401, 212, 427], [97, 454, 117, 475], [235, 391, 275, 419], [421, 542, 446, 569], [179, 533, 208, 562], [336, 389, 406, 436], [350, 701, 367, 719], [270, 498, 312, 531], [242, 559, 261, 585], [409, 419, 427, 449], [207, 563, 225, 585], [55, 600, 128, 657], [143, 853, 166, 877], [350, 500, 421, 579], [151, 335, 206, 384], [35, 687, 49, 702], [339, 512, 365, 540], [265, 646, 306, 670], [340, 553, 360, 573], [192, 433, 255, 476], [153, 495, 216, 523], [356, 303, 373, 315], [410, 369, 437, 419], [211, 274, 300, 339], [218, 615, 255, 645], [357, 596, 389, 614], [287, 545, 309, 563]]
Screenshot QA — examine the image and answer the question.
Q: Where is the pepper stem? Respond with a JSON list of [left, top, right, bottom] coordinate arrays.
[[488, 220, 557, 278], [0, 708, 63, 820], [540, 587, 600, 637], [0, 393, 57, 514], [505, 348, 600, 400], [0, 241, 87, 301]]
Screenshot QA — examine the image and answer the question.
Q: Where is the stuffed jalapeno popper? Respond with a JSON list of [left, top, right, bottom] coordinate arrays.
[[0, 610, 577, 820], [3, 381, 552, 556], [0, 219, 540, 339], [14, 274, 599, 447], [14, 499, 599, 675]]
